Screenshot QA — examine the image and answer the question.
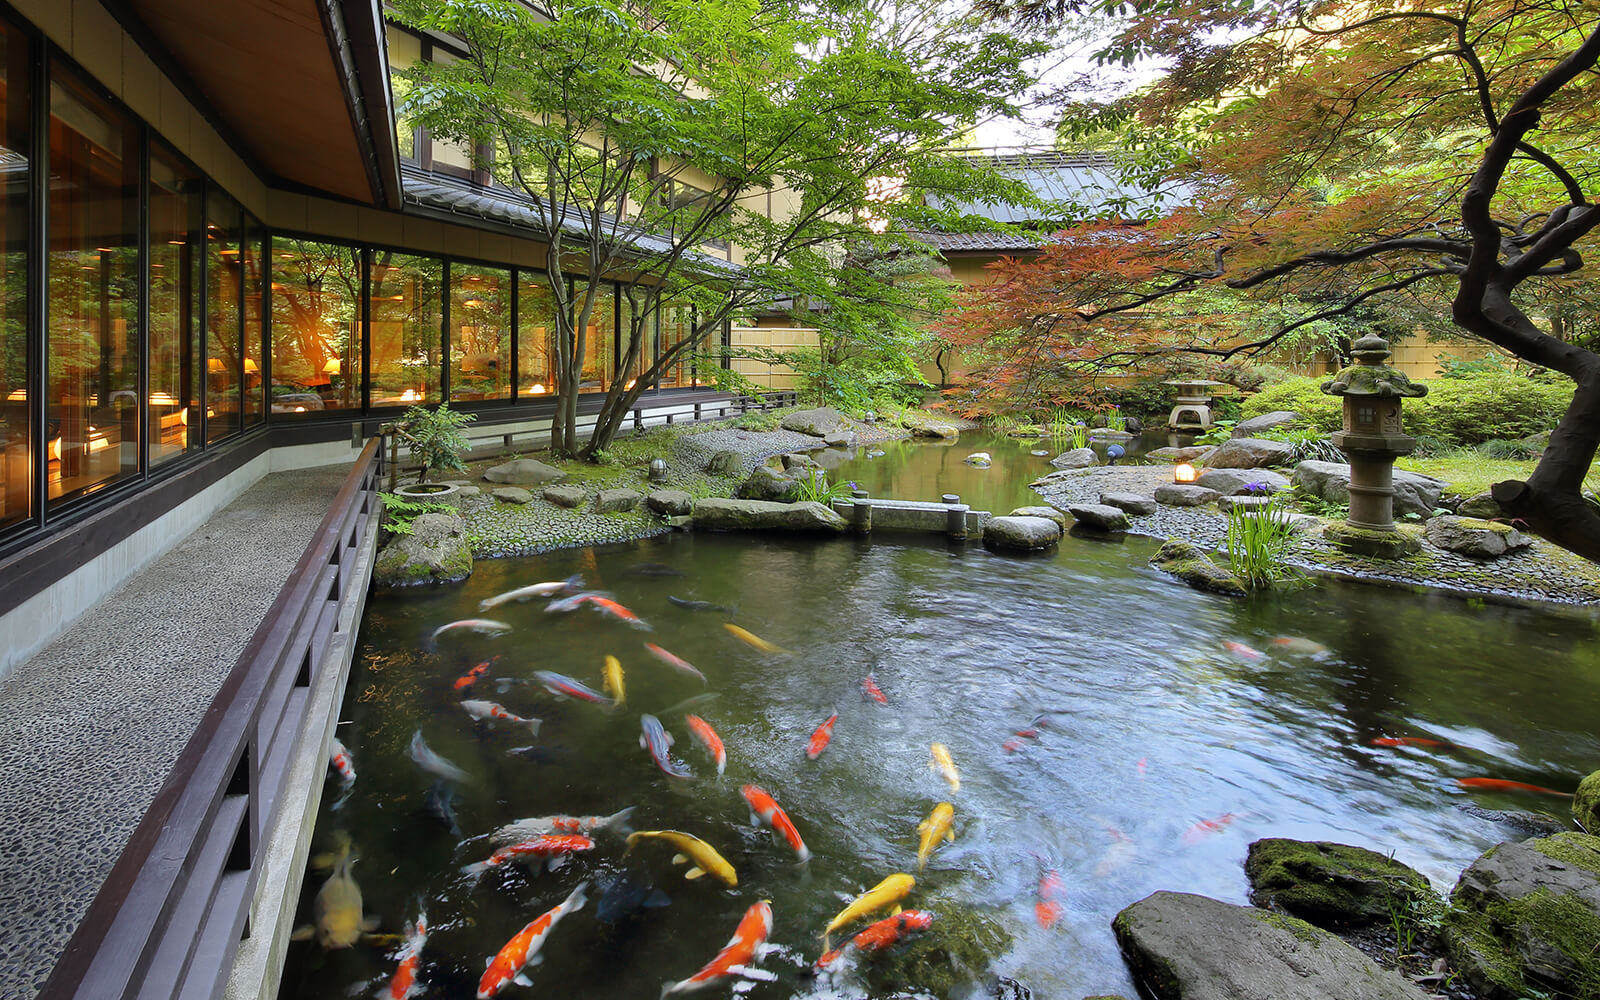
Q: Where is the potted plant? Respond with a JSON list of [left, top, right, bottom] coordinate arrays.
[[384, 403, 477, 503]]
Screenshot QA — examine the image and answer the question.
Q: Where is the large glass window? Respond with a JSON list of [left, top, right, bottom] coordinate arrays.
[[619, 291, 653, 391], [573, 281, 615, 392], [449, 264, 510, 402], [205, 190, 241, 444], [658, 301, 694, 388], [148, 143, 201, 467], [243, 217, 265, 426], [517, 273, 558, 398], [0, 22, 29, 529], [370, 251, 442, 406], [271, 238, 362, 413], [47, 62, 140, 506]]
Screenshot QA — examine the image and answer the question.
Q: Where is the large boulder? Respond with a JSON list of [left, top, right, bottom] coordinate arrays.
[[706, 449, 745, 477], [1153, 483, 1221, 507], [1446, 833, 1600, 1000], [1101, 492, 1157, 515], [736, 465, 804, 502], [1049, 447, 1098, 470], [1194, 468, 1291, 497], [1113, 891, 1432, 1000], [983, 515, 1062, 551], [595, 488, 642, 513], [823, 429, 859, 450], [1245, 839, 1434, 928], [1456, 492, 1504, 519], [1576, 770, 1600, 832], [781, 407, 846, 437], [374, 511, 473, 587], [1204, 437, 1296, 469], [1148, 445, 1214, 463], [1233, 411, 1301, 438], [691, 498, 846, 533], [645, 490, 694, 516], [1293, 460, 1447, 518], [1149, 540, 1246, 597], [911, 422, 960, 441], [1068, 503, 1131, 532], [482, 458, 567, 486], [1424, 515, 1532, 559]]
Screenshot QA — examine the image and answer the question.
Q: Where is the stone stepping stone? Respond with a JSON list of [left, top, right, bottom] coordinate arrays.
[[983, 515, 1062, 551], [492, 487, 533, 504], [1100, 492, 1157, 515], [1154, 483, 1221, 506], [1067, 503, 1130, 532]]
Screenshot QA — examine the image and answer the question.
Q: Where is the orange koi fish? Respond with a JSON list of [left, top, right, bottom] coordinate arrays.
[[1003, 715, 1049, 753], [1223, 640, 1264, 661], [645, 643, 707, 683], [477, 881, 587, 998], [806, 712, 838, 760], [685, 715, 726, 776], [1035, 868, 1065, 929], [860, 674, 887, 704], [1182, 812, 1241, 844], [461, 834, 595, 880], [741, 784, 811, 862], [377, 911, 428, 1000], [661, 900, 775, 996], [1457, 777, 1573, 797], [1370, 736, 1449, 748], [588, 596, 651, 631], [329, 737, 356, 783], [814, 910, 933, 970], [453, 656, 500, 691]]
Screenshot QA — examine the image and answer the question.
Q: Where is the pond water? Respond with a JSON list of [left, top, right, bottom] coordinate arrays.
[[281, 431, 1600, 1000]]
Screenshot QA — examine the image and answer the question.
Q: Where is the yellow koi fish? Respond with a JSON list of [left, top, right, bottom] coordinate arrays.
[[291, 832, 379, 948], [822, 872, 915, 947], [625, 829, 738, 887], [916, 802, 955, 872], [930, 743, 960, 794], [723, 623, 789, 654], [603, 655, 625, 705]]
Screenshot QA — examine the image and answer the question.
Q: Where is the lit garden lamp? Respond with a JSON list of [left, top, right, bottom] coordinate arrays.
[[1319, 334, 1428, 557], [1173, 463, 1198, 484]]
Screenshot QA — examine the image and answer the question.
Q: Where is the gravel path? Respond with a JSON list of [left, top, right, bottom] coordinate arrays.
[[1033, 466, 1600, 607]]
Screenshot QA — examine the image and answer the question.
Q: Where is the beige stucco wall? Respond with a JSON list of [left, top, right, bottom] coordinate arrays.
[[729, 325, 820, 390]]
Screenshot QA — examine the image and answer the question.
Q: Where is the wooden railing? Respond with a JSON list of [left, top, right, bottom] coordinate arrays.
[[37, 436, 384, 1000]]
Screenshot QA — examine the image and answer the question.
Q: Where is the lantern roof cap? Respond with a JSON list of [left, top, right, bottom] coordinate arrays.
[[1320, 335, 1428, 399]]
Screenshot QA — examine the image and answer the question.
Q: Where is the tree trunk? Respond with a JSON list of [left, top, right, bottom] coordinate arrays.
[[1491, 370, 1600, 561]]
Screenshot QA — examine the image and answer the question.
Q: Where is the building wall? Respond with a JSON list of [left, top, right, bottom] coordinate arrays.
[[729, 325, 820, 390]]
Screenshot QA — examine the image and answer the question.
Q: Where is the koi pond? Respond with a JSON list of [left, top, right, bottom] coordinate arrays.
[[281, 431, 1600, 1000]]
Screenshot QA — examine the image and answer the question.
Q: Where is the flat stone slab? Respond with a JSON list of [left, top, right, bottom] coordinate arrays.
[[1195, 468, 1291, 497], [542, 485, 586, 508], [1113, 891, 1433, 1000], [595, 488, 642, 513], [692, 498, 845, 532], [1154, 483, 1221, 506], [1100, 492, 1157, 515], [984, 515, 1062, 551], [482, 458, 567, 486], [1425, 515, 1530, 559], [823, 430, 858, 449], [1148, 445, 1214, 463], [645, 490, 693, 516], [1068, 503, 1131, 532], [1205, 437, 1296, 469], [457, 485, 482, 498], [491, 487, 533, 504]]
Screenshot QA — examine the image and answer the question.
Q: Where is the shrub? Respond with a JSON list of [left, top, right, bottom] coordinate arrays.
[[388, 403, 477, 483], [1240, 376, 1344, 432], [1105, 379, 1179, 421]]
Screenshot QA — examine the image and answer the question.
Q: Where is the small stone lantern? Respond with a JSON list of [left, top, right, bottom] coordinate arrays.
[[1320, 334, 1428, 556]]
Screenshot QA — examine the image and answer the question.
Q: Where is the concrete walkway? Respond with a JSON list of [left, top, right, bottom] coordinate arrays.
[[0, 463, 352, 1000]]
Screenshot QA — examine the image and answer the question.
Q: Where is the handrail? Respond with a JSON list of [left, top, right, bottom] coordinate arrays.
[[36, 436, 384, 1000]]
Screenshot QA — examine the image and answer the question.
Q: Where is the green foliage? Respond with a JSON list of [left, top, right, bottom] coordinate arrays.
[[793, 471, 855, 505], [1268, 428, 1345, 464], [378, 492, 455, 536], [735, 344, 926, 416], [1476, 438, 1541, 461], [1105, 379, 1180, 421], [1195, 420, 1237, 445], [1291, 486, 1348, 520], [1225, 490, 1301, 588], [1406, 373, 1573, 446], [1436, 352, 1510, 379], [388, 403, 477, 483], [729, 410, 782, 432]]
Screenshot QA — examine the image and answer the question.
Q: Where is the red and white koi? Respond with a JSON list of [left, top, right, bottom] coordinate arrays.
[[376, 911, 428, 1000], [1182, 812, 1242, 845], [587, 596, 651, 631], [490, 807, 636, 844], [644, 643, 706, 683], [329, 737, 356, 784], [461, 834, 595, 880], [477, 881, 587, 998], [814, 910, 933, 970], [544, 591, 606, 614], [661, 900, 775, 997], [1222, 640, 1264, 662], [453, 656, 499, 691], [531, 670, 616, 709], [741, 784, 811, 862], [805, 712, 838, 761], [684, 715, 726, 776], [860, 673, 887, 704], [460, 699, 542, 736]]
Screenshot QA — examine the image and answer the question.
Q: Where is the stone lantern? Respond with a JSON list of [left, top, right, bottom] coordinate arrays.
[[1320, 334, 1428, 556]]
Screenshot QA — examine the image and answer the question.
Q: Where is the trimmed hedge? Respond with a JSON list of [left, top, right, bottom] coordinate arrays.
[[1240, 373, 1572, 446]]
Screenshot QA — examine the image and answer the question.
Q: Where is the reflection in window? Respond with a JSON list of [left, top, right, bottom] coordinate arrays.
[[450, 264, 510, 402], [0, 23, 29, 529], [148, 143, 201, 467], [47, 63, 140, 506], [243, 217, 265, 426], [618, 291, 654, 392], [271, 239, 361, 413], [573, 281, 615, 392], [658, 302, 694, 388], [370, 251, 442, 406], [206, 191, 241, 444], [517, 273, 558, 398]]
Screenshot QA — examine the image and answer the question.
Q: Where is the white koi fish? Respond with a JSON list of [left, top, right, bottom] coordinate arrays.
[[460, 699, 542, 735], [479, 574, 583, 611]]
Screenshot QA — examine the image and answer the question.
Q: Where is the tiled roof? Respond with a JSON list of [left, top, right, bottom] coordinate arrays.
[[913, 229, 1058, 253]]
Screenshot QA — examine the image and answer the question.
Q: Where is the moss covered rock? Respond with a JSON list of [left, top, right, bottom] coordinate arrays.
[[1245, 838, 1434, 928], [374, 511, 473, 587], [1445, 833, 1600, 1000], [862, 901, 1012, 997], [1574, 770, 1600, 832], [1149, 539, 1247, 597]]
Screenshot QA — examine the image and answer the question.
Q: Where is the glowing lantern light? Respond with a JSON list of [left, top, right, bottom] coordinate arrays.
[[1174, 463, 1197, 484]]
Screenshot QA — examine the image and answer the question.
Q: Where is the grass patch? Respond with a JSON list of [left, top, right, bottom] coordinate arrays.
[[1395, 454, 1536, 498]]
